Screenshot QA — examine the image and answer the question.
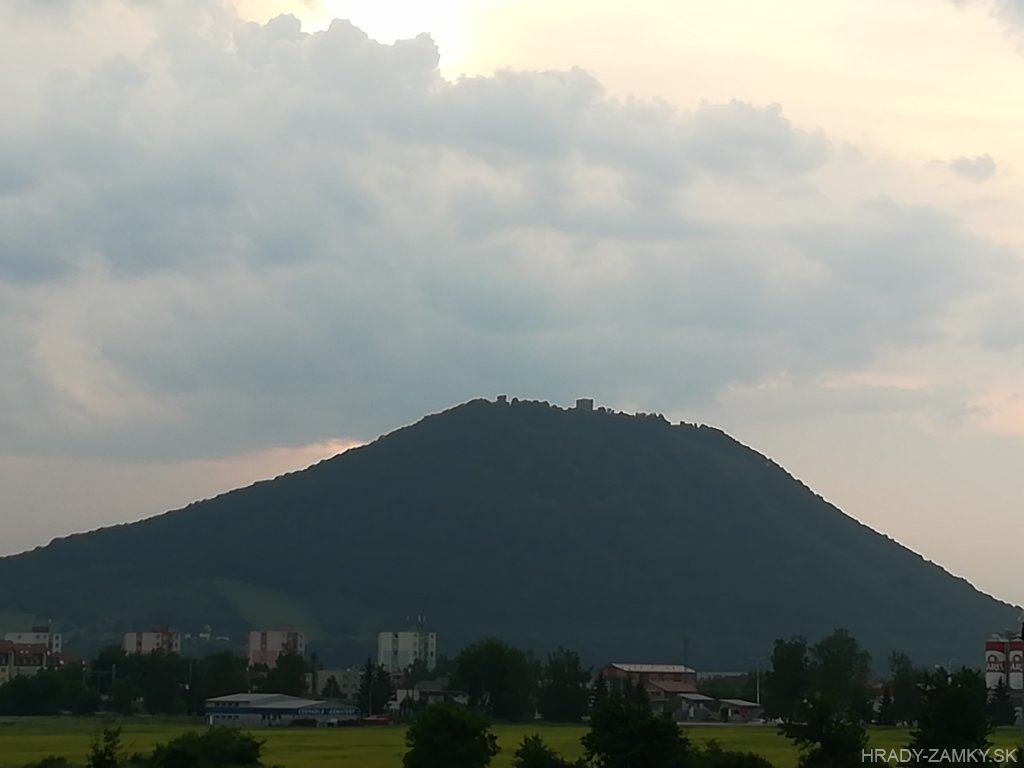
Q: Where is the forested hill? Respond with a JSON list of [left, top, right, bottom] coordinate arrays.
[[0, 398, 1015, 667]]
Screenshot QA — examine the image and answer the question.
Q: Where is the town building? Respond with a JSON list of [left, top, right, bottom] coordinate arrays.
[[394, 677, 469, 711], [677, 692, 720, 721], [377, 624, 436, 675], [0, 641, 14, 685], [122, 627, 182, 655], [314, 666, 362, 701], [205, 693, 359, 727], [600, 663, 698, 718], [248, 629, 305, 669], [985, 633, 1024, 691], [3, 625, 62, 655], [600, 663, 698, 695], [718, 698, 764, 722], [0, 640, 48, 684]]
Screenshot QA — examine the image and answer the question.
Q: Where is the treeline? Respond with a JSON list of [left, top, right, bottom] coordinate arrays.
[[26, 727, 278, 768], [403, 685, 771, 768], [762, 629, 1005, 768], [0, 638, 594, 721], [0, 648, 297, 717], [29, 690, 771, 768]]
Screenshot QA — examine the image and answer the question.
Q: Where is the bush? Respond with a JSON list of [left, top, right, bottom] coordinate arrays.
[[148, 728, 266, 768], [511, 735, 579, 768], [87, 728, 123, 768], [25, 758, 72, 768], [697, 740, 774, 768]]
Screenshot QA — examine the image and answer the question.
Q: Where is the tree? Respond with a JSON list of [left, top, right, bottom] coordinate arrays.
[[190, 651, 249, 709], [403, 702, 500, 768], [875, 686, 895, 726], [810, 629, 872, 721], [260, 651, 309, 697], [0, 671, 67, 715], [582, 692, 693, 768], [322, 675, 343, 699], [763, 637, 810, 720], [698, 673, 758, 704], [86, 727, 122, 768], [988, 678, 1016, 727], [136, 650, 189, 714], [109, 679, 141, 715], [779, 695, 867, 768], [911, 668, 992, 756], [148, 728, 266, 768], [359, 658, 396, 716], [619, 675, 652, 711], [889, 651, 923, 726], [455, 638, 538, 721], [511, 734, 578, 768], [538, 648, 591, 723], [591, 674, 609, 707]]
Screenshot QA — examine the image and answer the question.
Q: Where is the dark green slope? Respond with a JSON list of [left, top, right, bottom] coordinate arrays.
[[0, 398, 1015, 667]]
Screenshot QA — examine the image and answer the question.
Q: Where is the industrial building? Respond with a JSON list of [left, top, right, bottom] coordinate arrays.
[[205, 693, 359, 727], [600, 663, 698, 695]]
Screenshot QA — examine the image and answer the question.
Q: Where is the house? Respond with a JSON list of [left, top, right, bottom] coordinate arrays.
[[205, 693, 359, 727], [0, 641, 48, 684], [394, 677, 469, 711], [600, 663, 698, 717], [677, 692, 720, 722], [247, 629, 305, 669], [123, 627, 182, 655], [718, 698, 764, 723]]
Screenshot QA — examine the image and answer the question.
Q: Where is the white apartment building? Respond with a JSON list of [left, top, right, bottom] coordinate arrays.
[[377, 630, 437, 675], [3, 625, 62, 655]]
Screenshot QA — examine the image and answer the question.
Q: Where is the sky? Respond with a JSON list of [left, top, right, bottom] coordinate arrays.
[[1, 0, 1023, 605]]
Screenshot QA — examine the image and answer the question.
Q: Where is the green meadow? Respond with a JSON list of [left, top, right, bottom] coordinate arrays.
[[1, 719, 1022, 768]]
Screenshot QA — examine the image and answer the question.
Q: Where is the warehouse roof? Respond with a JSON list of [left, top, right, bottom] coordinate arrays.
[[206, 693, 326, 709], [608, 663, 695, 674]]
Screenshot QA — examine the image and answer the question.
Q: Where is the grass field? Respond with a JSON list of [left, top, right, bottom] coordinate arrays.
[[1, 719, 1022, 768]]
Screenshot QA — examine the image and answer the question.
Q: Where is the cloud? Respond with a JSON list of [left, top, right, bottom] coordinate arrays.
[[0, 1, 1017, 462], [951, 0, 1024, 35], [946, 154, 997, 181]]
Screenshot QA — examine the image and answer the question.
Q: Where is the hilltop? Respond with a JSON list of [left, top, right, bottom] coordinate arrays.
[[0, 398, 1014, 667]]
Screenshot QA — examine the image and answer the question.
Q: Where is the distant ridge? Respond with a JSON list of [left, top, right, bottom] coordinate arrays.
[[0, 397, 1015, 667]]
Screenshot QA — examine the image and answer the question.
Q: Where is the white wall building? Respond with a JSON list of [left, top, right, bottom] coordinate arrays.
[[3, 626, 62, 655], [205, 693, 359, 727], [377, 630, 437, 675]]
